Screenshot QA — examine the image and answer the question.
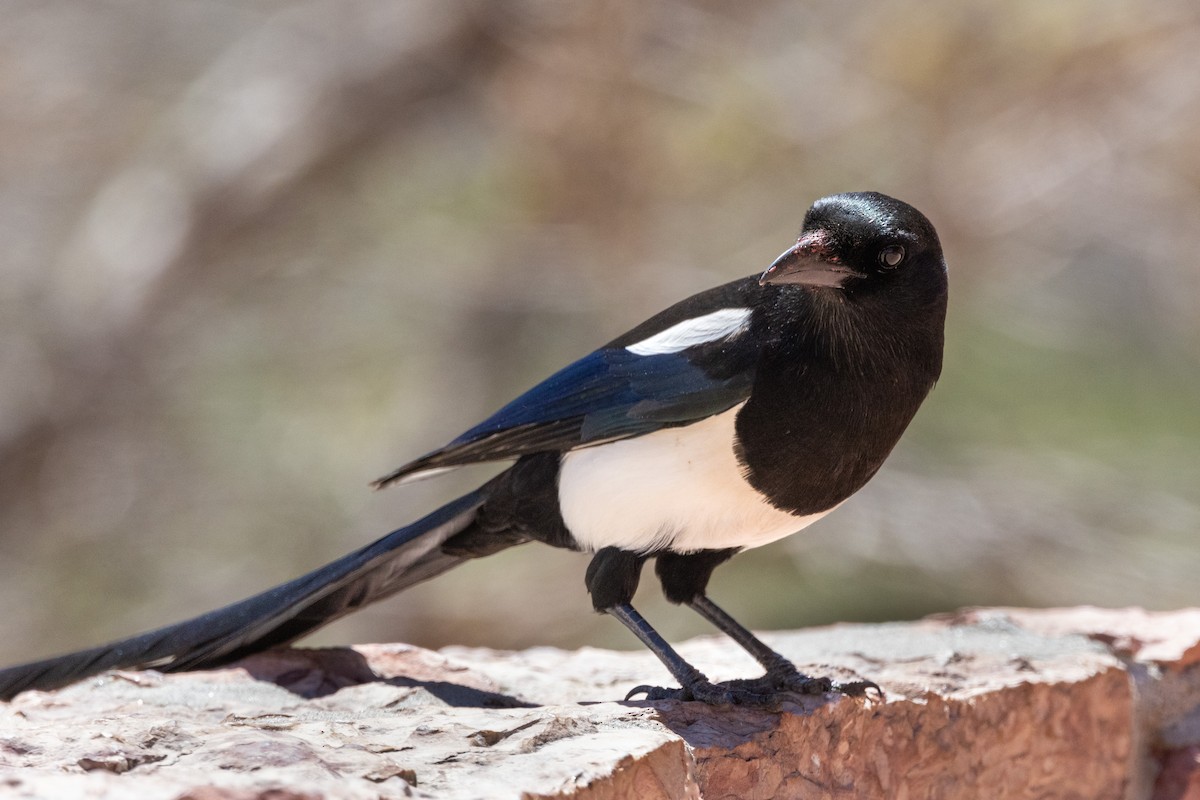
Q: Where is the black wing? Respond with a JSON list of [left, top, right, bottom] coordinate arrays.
[[374, 276, 769, 487]]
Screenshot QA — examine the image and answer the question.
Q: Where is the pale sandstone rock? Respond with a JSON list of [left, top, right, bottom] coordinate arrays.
[[2, 607, 1198, 799]]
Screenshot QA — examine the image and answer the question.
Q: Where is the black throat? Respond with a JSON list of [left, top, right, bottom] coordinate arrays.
[[735, 285, 946, 515]]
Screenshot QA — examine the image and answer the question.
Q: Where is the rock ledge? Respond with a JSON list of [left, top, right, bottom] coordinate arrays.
[[3, 607, 1200, 799]]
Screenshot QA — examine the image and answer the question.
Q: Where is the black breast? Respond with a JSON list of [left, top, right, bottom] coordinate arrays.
[[734, 291, 944, 515]]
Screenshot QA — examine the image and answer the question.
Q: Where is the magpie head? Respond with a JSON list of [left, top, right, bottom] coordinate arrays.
[[759, 192, 945, 299]]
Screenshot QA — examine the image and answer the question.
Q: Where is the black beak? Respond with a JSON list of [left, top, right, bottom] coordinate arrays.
[[758, 230, 864, 288]]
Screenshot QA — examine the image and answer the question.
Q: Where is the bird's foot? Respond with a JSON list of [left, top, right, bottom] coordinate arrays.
[[761, 660, 883, 699], [623, 657, 881, 706], [625, 677, 776, 706], [624, 672, 879, 705], [776, 674, 881, 698]]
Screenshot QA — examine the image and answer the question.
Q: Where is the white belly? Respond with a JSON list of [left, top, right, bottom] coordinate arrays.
[[557, 403, 834, 554]]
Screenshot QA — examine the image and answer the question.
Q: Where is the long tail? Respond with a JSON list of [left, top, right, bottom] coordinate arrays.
[[0, 488, 495, 701]]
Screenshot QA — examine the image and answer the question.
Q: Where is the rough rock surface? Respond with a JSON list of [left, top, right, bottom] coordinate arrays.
[[2, 607, 1199, 799]]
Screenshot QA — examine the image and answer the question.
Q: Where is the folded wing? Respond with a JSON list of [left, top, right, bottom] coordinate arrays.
[[374, 279, 767, 488]]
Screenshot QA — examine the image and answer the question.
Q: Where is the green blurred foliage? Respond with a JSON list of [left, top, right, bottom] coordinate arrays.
[[0, 0, 1197, 664]]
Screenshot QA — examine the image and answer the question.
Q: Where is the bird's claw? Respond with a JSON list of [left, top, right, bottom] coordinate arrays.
[[762, 660, 884, 700], [625, 684, 680, 702], [772, 673, 884, 700], [626, 664, 883, 705], [830, 678, 883, 699], [626, 674, 883, 705], [625, 679, 772, 705]]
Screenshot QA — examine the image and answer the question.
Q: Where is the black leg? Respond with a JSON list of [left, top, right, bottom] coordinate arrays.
[[688, 594, 791, 672], [607, 603, 774, 704], [655, 551, 879, 698], [686, 594, 831, 694], [655, 549, 737, 605], [655, 550, 793, 674], [598, 549, 877, 701], [606, 604, 707, 698], [591, 549, 764, 703], [585, 547, 646, 611], [688, 594, 880, 697]]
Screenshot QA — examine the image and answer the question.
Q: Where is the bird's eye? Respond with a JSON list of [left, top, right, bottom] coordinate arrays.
[[878, 245, 905, 268]]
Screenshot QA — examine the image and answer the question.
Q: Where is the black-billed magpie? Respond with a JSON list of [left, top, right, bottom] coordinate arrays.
[[0, 192, 947, 704]]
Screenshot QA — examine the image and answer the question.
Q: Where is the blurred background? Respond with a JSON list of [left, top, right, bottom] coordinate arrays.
[[1, 0, 1198, 667]]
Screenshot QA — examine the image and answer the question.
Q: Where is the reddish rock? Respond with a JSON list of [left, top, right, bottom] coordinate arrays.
[[1155, 746, 1200, 800], [2, 607, 1198, 799]]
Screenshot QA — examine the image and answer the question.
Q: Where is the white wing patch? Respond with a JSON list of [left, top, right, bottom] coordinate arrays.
[[381, 465, 462, 487], [625, 308, 753, 356]]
